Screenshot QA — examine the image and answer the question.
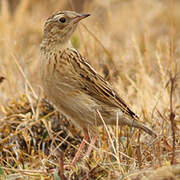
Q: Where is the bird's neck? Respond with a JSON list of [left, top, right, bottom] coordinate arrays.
[[40, 38, 72, 52]]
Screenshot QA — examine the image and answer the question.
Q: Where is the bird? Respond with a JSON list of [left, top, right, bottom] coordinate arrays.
[[40, 10, 156, 165]]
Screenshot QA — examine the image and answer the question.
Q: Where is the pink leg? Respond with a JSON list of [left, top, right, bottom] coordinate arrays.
[[71, 128, 89, 166], [85, 135, 97, 158]]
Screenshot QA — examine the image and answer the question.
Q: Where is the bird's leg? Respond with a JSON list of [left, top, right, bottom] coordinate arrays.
[[85, 134, 97, 159], [71, 128, 89, 166]]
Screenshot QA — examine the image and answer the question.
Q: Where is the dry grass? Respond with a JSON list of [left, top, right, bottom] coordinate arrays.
[[0, 0, 180, 179]]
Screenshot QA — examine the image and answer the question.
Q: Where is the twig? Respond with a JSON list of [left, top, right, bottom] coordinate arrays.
[[58, 152, 67, 180], [136, 132, 142, 169], [169, 0, 176, 165], [169, 72, 176, 165]]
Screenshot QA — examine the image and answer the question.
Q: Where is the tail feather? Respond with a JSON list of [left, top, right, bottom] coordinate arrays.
[[120, 115, 157, 137], [130, 119, 156, 137]]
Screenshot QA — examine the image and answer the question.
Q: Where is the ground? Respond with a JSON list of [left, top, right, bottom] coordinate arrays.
[[0, 0, 180, 179]]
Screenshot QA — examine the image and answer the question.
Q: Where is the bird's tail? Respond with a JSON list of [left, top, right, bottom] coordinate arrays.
[[133, 120, 156, 137], [121, 116, 157, 137]]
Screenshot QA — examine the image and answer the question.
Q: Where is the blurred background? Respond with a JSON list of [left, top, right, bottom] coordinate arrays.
[[0, 0, 179, 118], [0, 0, 179, 178]]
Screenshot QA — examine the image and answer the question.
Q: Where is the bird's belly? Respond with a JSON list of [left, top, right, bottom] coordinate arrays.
[[42, 75, 99, 130]]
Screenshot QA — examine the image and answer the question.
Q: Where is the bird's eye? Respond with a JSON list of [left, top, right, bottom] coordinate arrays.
[[59, 17, 66, 23]]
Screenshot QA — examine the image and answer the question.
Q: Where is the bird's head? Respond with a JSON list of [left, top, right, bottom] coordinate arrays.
[[42, 11, 90, 46]]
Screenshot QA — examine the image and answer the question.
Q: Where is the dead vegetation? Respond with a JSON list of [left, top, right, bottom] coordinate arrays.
[[0, 0, 180, 179]]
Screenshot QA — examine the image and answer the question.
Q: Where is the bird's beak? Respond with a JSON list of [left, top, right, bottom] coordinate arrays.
[[72, 13, 90, 24]]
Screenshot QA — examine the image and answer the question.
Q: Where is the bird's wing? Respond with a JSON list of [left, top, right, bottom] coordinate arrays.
[[62, 48, 138, 120]]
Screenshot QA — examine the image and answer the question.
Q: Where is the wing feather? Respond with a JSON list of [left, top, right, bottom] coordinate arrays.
[[63, 48, 138, 119]]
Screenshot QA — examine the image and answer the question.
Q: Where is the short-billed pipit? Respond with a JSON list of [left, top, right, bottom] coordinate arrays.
[[40, 10, 156, 165]]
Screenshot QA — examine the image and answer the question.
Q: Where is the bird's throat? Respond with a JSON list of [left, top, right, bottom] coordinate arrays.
[[41, 39, 72, 52]]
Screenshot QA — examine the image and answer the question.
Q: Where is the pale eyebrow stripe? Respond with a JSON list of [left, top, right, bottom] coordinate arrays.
[[53, 14, 63, 19]]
